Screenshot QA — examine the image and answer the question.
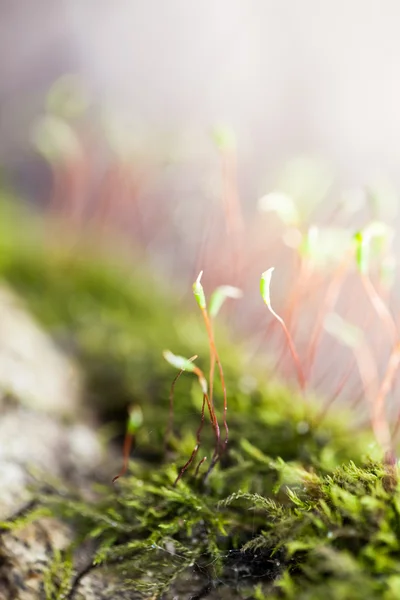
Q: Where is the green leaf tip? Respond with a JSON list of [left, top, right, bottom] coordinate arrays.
[[354, 230, 368, 275], [193, 271, 207, 310], [260, 268, 275, 308], [354, 221, 393, 275], [31, 115, 81, 164], [162, 350, 197, 373], [211, 125, 236, 150], [127, 405, 143, 434], [209, 285, 242, 318]]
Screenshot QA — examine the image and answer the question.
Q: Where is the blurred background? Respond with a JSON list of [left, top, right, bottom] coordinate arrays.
[[3, 1, 400, 194], [1, 0, 400, 412]]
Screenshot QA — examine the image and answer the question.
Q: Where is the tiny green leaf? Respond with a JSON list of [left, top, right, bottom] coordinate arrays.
[[31, 115, 81, 164], [46, 74, 89, 120], [209, 285, 242, 319], [127, 405, 143, 435], [301, 225, 319, 259], [354, 230, 368, 275], [354, 221, 393, 275], [193, 271, 207, 310], [162, 350, 197, 373], [260, 268, 275, 309]]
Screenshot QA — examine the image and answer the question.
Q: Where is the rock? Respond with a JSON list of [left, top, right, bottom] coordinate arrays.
[[0, 518, 72, 600], [0, 284, 110, 598], [0, 285, 81, 417]]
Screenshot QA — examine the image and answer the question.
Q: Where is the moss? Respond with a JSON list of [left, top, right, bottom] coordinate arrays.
[[0, 196, 395, 598], [42, 548, 74, 600], [26, 457, 399, 599]]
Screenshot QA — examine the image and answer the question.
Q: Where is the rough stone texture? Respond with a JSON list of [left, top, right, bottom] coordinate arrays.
[[0, 518, 73, 600], [0, 285, 81, 417], [0, 284, 109, 599], [0, 407, 103, 518]]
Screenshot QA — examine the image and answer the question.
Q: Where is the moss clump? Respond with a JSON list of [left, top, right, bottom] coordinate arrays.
[[0, 196, 395, 598], [25, 456, 400, 599]]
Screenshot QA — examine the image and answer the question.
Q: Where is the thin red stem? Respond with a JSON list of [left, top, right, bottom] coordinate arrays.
[[194, 456, 208, 477], [201, 308, 229, 450], [361, 273, 398, 347], [279, 318, 306, 392], [174, 394, 206, 486], [112, 432, 134, 483]]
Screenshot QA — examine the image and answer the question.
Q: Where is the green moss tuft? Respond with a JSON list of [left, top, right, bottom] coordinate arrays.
[[43, 548, 74, 600]]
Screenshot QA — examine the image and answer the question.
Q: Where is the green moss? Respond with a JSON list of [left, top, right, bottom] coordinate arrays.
[[31, 457, 400, 599], [0, 196, 395, 598], [43, 548, 74, 600]]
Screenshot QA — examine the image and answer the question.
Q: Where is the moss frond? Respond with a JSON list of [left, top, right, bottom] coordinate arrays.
[[43, 548, 74, 600]]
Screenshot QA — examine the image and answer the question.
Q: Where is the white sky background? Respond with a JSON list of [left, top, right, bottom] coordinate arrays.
[[1, 0, 400, 191]]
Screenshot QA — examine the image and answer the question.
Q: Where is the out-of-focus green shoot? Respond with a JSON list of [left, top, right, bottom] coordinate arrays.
[[299, 224, 358, 382], [354, 230, 368, 275], [353, 222, 398, 345], [32, 75, 89, 165], [258, 157, 333, 225], [112, 404, 143, 483], [211, 125, 236, 152], [209, 285, 243, 319], [127, 405, 143, 435], [354, 221, 392, 275], [278, 157, 333, 221], [259, 170, 350, 364], [258, 192, 300, 228], [31, 116, 82, 165], [260, 268, 305, 391], [162, 350, 198, 374], [46, 74, 90, 121]]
